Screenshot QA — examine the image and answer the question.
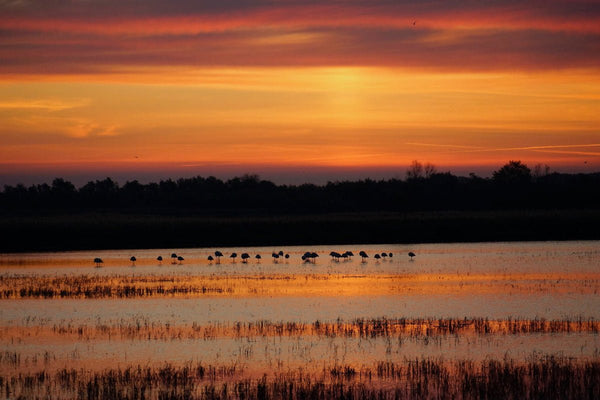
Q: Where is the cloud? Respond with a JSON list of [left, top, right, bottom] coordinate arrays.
[[0, 98, 90, 111], [1, 1, 599, 76]]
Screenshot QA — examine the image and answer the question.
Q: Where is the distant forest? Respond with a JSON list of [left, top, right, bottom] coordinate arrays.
[[2, 161, 599, 213]]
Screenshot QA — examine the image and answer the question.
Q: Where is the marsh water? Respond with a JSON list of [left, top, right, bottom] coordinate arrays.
[[1, 241, 599, 398]]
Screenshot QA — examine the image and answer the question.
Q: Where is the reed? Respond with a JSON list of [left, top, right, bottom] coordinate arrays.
[[20, 317, 595, 342], [1, 272, 598, 299], [2, 356, 598, 399]]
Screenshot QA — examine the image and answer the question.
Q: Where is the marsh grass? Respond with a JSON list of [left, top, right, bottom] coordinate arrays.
[[2, 356, 599, 399], [1, 317, 597, 344], [1, 272, 598, 299]]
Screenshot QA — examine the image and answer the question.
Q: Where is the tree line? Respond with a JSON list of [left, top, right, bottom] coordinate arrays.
[[1, 161, 599, 213]]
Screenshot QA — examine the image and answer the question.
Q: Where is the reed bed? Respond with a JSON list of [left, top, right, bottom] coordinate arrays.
[[2, 317, 598, 343], [1, 356, 598, 399], [1, 272, 598, 299]]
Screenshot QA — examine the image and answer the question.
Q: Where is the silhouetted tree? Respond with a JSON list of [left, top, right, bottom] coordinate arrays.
[[533, 163, 551, 180], [1, 162, 599, 213], [493, 161, 532, 185], [406, 160, 424, 180]]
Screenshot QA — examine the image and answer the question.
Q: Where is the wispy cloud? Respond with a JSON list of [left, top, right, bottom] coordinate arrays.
[[406, 142, 600, 156], [1, 1, 599, 75], [0, 99, 90, 111]]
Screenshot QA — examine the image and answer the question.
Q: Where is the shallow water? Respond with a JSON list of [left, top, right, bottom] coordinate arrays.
[[1, 240, 599, 388]]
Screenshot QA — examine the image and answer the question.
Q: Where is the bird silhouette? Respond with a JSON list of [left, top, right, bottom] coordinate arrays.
[[170, 253, 177, 264], [241, 253, 250, 263], [374, 254, 381, 261], [230, 252, 237, 263], [359, 251, 369, 262], [157, 256, 163, 265], [408, 252, 416, 261], [177, 256, 184, 265], [255, 254, 262, 262], [215, 251, 223, 264], [94, 257, 103, 268], [208, 255, 214, 263], [130, 256, 137, 266], [303, 251, 318, 263]]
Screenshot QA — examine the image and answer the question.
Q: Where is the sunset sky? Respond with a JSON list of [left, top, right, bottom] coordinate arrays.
[[1, 0, 599, 185]]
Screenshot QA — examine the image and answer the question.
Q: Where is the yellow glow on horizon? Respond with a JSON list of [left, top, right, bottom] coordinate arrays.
[[1, 66, 599, 171]]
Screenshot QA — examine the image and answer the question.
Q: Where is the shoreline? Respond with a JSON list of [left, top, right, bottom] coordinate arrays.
[[2, 209, 599, 253]]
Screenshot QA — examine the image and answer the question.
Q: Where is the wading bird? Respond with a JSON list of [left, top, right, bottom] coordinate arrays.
[[94, 258, 103, 268], [130, 256, 136, 266], [177, 256, 184, 264], [207, 255, 214, 263], [241, 253, 250, 263], [408, 252, 416, 260], [302, 251, 315, 263], [374, 254, 381, 260], [171, 253, 177, 264], [389, 253, 393, 258], [157, 256, 163, 264], [230, 253, 237, 262], [256, 254, 262, 262], [215, 251, 223, 264], [285, 254, 290, 259], [359, 251, 369, 262], [272, 252, 279, 262]]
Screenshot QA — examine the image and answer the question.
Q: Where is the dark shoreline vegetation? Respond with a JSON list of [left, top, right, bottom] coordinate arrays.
[[2, 356, 599, 400], [1, 161, 599, 252], [4, 317, 600, 340]]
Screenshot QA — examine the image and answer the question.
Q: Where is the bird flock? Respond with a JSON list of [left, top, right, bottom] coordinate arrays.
[[93, 249, 415, 267]]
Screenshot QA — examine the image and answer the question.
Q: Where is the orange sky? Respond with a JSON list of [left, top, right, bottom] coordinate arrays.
[[1, 1, 599, 184]]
